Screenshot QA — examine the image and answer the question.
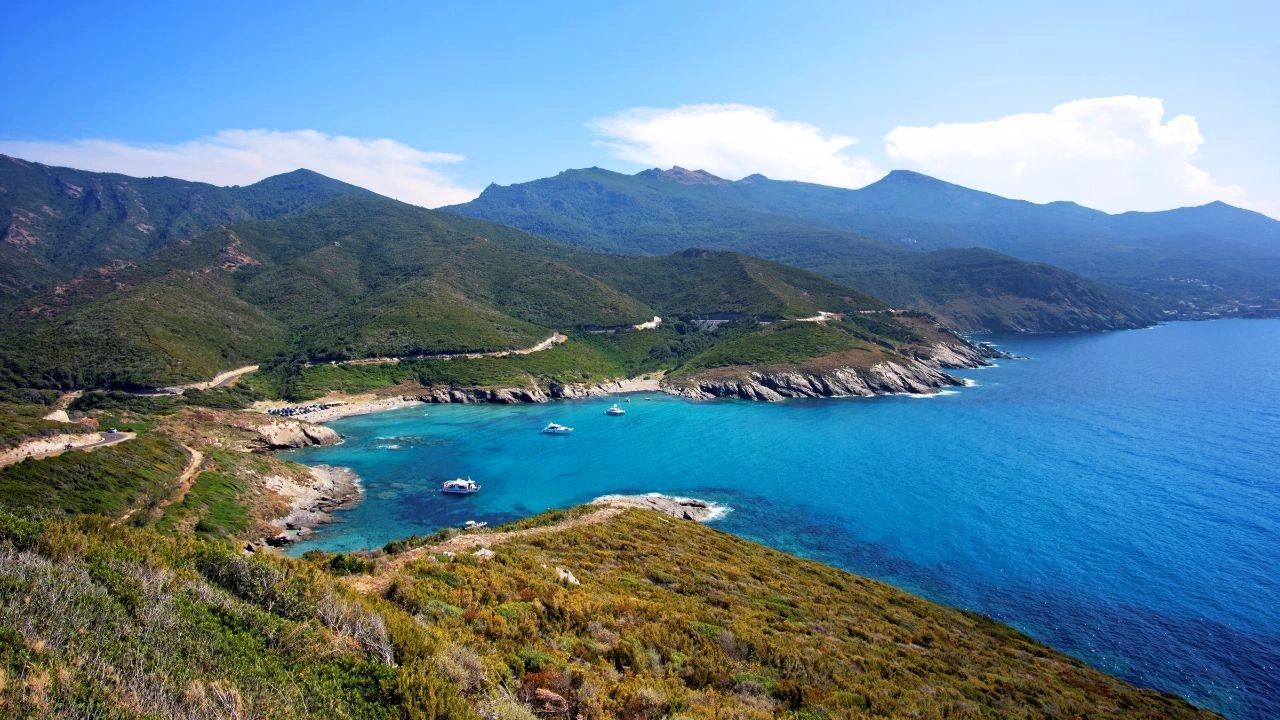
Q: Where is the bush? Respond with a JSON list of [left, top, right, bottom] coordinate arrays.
[[325, 552, 376, 576], [194, 546, 317, 620], [393, 661, 480, 720]]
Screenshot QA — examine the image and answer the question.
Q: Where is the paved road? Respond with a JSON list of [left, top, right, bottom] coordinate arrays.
[[82, 431, 133, 449], [0, 431, 136, 468]]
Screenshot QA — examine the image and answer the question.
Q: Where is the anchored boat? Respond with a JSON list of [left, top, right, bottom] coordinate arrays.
[[541, 422, 574, 434], [442, 477, 481, 494], [606, 403, 625, 416]]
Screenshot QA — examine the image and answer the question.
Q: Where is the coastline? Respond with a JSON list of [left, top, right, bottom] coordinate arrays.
[[255, 372, 669, 424], [268, 343, 992, 545], [260, 337, 998, 426], [592, 493, 731, 522], [261, 464, 363, 548]]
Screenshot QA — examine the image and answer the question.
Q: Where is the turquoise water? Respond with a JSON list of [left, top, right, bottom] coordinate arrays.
[[286, 320, 1280, 719]]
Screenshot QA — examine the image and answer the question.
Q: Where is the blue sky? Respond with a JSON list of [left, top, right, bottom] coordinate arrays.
[[3, 1, 1277, 215]]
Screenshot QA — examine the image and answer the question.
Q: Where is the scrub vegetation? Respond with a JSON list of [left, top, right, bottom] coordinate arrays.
[[0, 508, 1218, 719]]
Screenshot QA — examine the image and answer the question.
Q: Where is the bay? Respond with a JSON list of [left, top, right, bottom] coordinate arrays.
[[286, 320, 1280, 719]]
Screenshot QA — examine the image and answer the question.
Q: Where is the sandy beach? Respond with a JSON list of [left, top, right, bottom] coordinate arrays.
[[253, 394, 424, 423], [594, 372, 666, 394]]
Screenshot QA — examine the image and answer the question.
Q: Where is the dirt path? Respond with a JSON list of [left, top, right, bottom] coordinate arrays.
[[161, 445, 204, 509], [164, 364, 260, 394], [115, 443, 203, 525], [309, 332, 568, 368], [42, 390, 84, 422], [348, 506, 623, 595], [794, 311, 841, 323], [0, 431, 135, 469], [117, 333, 567, 398]]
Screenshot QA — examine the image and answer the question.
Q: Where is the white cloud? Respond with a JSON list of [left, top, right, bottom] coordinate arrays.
[[884, 96, 1258, 214], [590, 104, 883, 187], [0, 129, 480, 207]]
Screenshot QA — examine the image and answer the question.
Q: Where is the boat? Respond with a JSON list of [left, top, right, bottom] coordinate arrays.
[[605, 403, 625, 416], [442, 477, 481, 494], [462, 520, 488, 530], [541, 422, 574, 434]]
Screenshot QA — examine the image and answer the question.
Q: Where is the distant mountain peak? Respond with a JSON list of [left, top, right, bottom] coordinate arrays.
[[646, 166, 730, 185], [876, 169, 954, 186], [243, 168, 378, 200]]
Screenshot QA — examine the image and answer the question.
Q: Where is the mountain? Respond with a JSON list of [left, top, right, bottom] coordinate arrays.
[[0, 158, 959, 395], [447, 167, 1159, 332], [583, 166, 1280, 314], [0, 154, 379, 307]]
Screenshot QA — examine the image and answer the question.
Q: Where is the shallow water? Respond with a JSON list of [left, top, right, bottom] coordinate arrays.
[[286, 320, 1280, 719]]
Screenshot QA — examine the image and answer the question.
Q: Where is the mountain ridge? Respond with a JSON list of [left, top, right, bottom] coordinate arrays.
[[0, 159, 964, 398], [449, 166, 1162, 331]]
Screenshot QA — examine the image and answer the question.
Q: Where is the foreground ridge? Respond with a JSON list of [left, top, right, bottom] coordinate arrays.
[[0, 506, 1219, 718]]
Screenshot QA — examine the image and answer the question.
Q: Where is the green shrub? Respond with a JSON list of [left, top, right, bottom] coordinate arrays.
[[194, 546, 318, 620], [325, 552, 376, 576]]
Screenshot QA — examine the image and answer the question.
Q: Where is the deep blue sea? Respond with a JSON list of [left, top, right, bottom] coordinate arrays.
[[286, 320, 1280, 719]]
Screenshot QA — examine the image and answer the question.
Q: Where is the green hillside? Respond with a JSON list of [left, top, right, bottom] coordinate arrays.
[[0, 160, 944, 394], [560, 248, 885, 320], [841, 247, 1161, 332], [447, 167, 1159, 331], [0, 154, 377, 306]]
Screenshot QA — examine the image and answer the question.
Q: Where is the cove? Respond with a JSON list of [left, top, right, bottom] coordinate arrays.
[[285, 320, 1280, 719]]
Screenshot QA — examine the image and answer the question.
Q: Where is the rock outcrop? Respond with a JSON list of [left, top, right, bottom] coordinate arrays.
[[417, 381, 614, 405], [667, 341, 992, 402], [404, 337, 1001, 406], [254, 420, 342, 450], [916, 340, 997, 369], [593, 494, 726, 522]]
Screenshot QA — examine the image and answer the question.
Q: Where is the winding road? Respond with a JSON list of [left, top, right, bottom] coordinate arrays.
[[308, 332, 568, 368], [0, 431, 136, 469]]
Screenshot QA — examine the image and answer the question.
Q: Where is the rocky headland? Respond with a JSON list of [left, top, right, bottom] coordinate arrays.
[[592, 493, 729, 522], [255, 464, 363, 549], [665, 339, 998, 402]]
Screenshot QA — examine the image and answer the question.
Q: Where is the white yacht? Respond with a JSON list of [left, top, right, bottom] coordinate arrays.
[[462, 520, 488, 530], [541, 422, 574, 434], [442, 477, 481, 494], [605, 403, 625, 416]]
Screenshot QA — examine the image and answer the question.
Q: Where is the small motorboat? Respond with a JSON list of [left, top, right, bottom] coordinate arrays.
[[442, 477, 481, 494], [605, 403, 625, 416], [541, 422, 574, 434], [462, 520, 488, 530]]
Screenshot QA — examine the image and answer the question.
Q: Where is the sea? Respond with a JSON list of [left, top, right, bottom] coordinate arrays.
[[284, 319, 1280, 719]]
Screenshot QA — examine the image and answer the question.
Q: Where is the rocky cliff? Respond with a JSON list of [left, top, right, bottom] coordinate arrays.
[[409, 338, 1001, 405], [665, 341, 993, 402], [416, 380, 619, 405]]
